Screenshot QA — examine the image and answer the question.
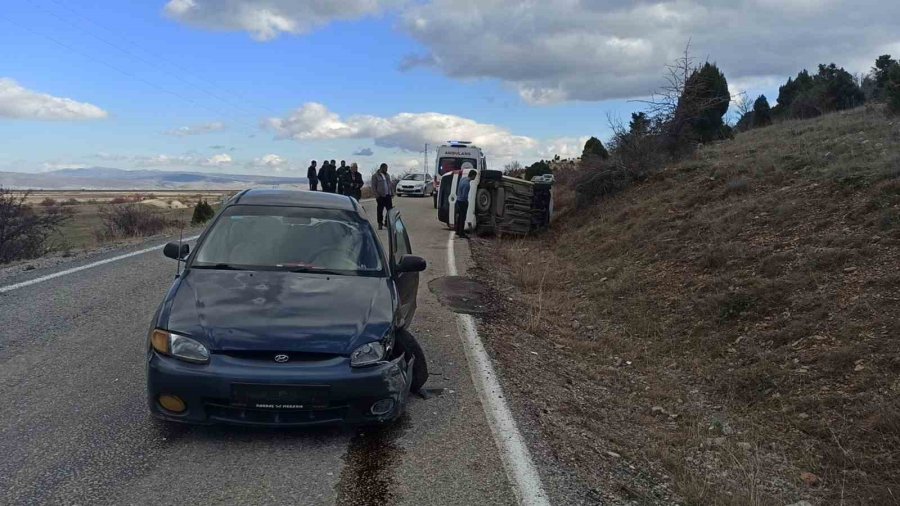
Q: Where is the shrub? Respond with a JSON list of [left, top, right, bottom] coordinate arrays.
[[96, 203, 179, 240], [109, 197, 129, 204], [574, 159, 636, 207], [61, 198, 79, 206], [0, 188, 71, 263], [40, 197, 57, 206], [191, 199, 215, 225]]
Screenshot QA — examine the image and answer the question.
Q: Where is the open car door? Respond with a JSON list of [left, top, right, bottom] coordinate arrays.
[[387, 208, 420, 328]]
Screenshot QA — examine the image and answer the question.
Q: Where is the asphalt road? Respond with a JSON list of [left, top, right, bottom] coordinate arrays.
[[0, 195, 518, 505]]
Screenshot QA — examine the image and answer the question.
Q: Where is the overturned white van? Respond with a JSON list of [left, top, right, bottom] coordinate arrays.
[[434, 142, 553, 236]]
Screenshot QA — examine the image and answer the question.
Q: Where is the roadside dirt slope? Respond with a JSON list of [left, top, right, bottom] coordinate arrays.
[[473, 106, 899, 505]]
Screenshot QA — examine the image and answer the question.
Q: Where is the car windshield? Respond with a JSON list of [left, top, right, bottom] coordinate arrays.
[[438, 157, 478, 175], [192, 205, 383, 276], [402, 174, 425, 181]]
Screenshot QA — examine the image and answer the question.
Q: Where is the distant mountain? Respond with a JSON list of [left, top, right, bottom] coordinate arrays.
[[0, 167, 308, 190]]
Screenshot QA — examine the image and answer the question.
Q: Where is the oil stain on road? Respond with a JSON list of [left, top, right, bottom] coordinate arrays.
[[335, 415, 409, 505], [428, 276, 492, 315]]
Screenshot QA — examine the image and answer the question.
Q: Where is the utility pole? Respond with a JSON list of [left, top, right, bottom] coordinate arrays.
[[423, 143, 428, 175]]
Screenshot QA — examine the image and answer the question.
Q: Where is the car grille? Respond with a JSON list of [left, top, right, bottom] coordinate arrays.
[[217, 350, 341, 362], [205, 402, 348, 425]]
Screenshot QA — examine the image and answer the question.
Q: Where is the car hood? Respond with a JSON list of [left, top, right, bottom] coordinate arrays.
[[161, 269, 395, 355]]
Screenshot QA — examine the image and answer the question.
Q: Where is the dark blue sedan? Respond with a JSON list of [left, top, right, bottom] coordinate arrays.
[[147, 189, 427, 426]]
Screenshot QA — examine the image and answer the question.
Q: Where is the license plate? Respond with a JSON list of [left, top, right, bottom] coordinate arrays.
[[231, 384, 330, 409]]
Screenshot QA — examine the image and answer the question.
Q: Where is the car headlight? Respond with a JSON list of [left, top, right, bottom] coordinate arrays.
[[350, 341, 385, 367], [150, 329, 210, 364]]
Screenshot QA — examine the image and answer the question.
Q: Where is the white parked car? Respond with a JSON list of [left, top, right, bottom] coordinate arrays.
[[395, 173, 435, 197]]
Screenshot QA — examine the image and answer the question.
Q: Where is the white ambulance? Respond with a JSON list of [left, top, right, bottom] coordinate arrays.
[[434, 141, 485, 232]]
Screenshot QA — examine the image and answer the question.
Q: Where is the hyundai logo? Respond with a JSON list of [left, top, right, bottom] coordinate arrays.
[[274, 354, 289, 363]]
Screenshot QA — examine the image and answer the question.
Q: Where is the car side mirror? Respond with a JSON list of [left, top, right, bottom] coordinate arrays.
[[396, 254, 427, 273], [163, 242, 190, 261]]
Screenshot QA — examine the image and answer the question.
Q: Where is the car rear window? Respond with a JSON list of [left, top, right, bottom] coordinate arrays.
[[192, 205, 384, 276]]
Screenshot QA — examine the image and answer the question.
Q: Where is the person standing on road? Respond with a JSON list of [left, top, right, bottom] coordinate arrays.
[[336, 160, 351, 196], [455, 169, 477, 239], [371, 163, 394, 230], [327, 160, 338, 193], [317, 160, 328, 192], [319, 160, 337, 193], [307, 160, 318, 191], [350, 163, 364, 200]]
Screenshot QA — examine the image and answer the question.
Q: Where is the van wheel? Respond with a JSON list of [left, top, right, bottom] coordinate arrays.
[[475, 188, 492, 212], [396, 328, 428, 393]]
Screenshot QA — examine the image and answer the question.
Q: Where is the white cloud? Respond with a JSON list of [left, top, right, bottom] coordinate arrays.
[[264, 102, 538, 158], [93, 152, 131, 161], [251, 153, 287, 171], [401, 0, 900, 104], [132, 154, 198, 167], [0, 78, 107, 120], [353, 147, 374, 156], [40, 162, 89, 171], [539, 136, 591, 160], [164, 121, 226, 136], [204, 153, 233, 166], [164, 0, 405, 40]]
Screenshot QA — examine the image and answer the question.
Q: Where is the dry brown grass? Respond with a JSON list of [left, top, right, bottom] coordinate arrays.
[[472, 106, 900, 504]]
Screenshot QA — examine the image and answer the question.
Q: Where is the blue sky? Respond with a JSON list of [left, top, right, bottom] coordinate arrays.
[[1, 0, 896, 175]]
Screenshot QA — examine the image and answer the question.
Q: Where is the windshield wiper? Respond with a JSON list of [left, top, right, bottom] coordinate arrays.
[[191, 263, 245, 271], [288, 267, 343, 275]]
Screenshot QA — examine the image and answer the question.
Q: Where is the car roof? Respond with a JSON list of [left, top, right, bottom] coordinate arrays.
[[228, 188, 361, 213]]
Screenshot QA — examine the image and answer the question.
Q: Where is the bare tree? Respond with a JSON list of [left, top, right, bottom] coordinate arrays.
[[728, 91, 753, 126], [633, 40, 698, 122], [734, 91, 753, 117], [503, 160, 523, 175]]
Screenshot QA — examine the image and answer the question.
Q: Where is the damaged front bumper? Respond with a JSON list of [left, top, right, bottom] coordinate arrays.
[[146, 351, 413, 427]]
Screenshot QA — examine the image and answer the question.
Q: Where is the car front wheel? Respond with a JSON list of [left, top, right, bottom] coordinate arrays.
[[395, 328, 428, 393]]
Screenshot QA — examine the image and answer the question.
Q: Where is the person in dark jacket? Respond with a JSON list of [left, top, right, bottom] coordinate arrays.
[[319, 160, 337, 193], [350, 163, 364, 200], [327, 160, 338, 193], [336, 160, 351, 196], [371, 163, 393, 229], [307, 160, 318, 191]]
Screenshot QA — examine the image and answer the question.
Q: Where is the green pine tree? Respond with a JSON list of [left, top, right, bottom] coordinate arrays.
[[752, 95, 772, 127], [886, 63, 900, 115], [676, 62, 731, 143], [582, 137, 609, 160]]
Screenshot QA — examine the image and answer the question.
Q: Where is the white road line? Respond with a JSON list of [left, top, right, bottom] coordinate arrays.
[[0, 235, 200, 294], [447, 233, 550, 506]]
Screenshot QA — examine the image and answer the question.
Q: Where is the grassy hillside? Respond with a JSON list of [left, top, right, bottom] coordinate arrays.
[[473, 105, 899, 504]]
